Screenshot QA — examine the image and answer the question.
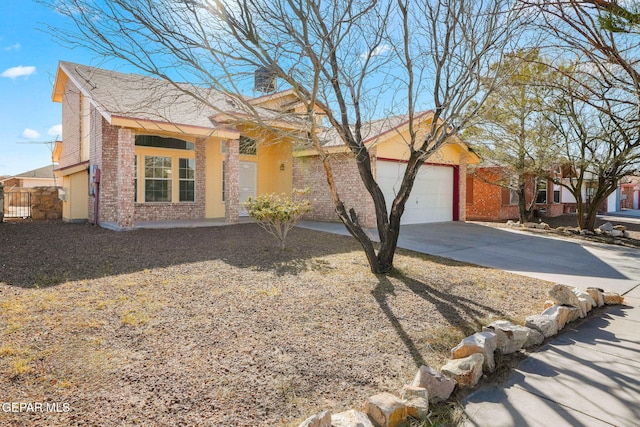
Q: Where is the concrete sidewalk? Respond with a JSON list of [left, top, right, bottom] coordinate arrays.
[[296, 220, 640, 427], [462, 285, 640, 427]]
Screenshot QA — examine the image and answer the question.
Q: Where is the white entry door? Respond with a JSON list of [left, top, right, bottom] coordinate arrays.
[[377, 161, 454, 224], [239, 161, 257, 215]]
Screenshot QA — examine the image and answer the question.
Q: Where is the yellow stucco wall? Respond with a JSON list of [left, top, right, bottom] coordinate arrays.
[[238, 126, 294, 195], [205, 138, 225, 218], [62, 170, 88, 221], [204, 132, 294, 218], [375, 137, 471, 165]]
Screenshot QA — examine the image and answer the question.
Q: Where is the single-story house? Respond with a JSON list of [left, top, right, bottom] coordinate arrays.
[[0, 165, 59, 189], [52, 61, 479, 229], [466, 165, 623, 221]]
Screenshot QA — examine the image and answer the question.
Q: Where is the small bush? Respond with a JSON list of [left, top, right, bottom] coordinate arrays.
[[243, 189, 312, 249]]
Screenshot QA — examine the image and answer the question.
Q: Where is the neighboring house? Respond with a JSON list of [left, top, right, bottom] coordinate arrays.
[[0, 165, 59, 189], [616, 175, 640, 211], [466, 166, 565, 221], [52, 61, 479, 229], [466, 165, 626, 221]]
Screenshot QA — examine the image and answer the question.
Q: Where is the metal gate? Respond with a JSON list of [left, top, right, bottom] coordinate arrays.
[[3, 192, 31, 218]]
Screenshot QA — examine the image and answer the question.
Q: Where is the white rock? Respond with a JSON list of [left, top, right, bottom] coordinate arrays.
[[483, 320, 530, 354], [441, 353, 484, 388], [399, 387, 430, 421], [574, 289, 596, 315], [541, 305, 570, 330], [410, 365, 456, 401], [599, 222, 614, 233], [603, 292, 624, 305], [566, 306, 581, 323], [525, 314, 558, 338], [586, 288, 605, 307], [523, 328, 544, 348], [524, 222, 537, 228], [331, 410, 375, 427], [611, 229, 624, 237], [451, 331, 497, 372], [548, 284, 581, 308], [364, 393, 407, 427], [298, 410, 332, 427]]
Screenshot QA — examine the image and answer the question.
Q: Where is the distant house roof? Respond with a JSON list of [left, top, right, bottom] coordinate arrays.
[[1, 165, 56, 181]]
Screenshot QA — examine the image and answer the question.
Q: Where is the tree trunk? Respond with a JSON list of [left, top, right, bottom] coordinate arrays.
[[517, 186, 528, 223]]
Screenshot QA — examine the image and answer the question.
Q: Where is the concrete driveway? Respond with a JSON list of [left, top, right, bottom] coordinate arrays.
[[297, 220, 640, 294]]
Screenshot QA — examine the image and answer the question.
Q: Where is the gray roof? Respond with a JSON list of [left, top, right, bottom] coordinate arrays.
[[11, 165, 55, 179], [319, 112, 429, 147], [59, 62, 290, 130]]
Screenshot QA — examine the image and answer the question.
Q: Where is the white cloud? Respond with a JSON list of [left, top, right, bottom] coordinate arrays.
[[48, 124, 63, 138], [1, 65, 36, 79], [360, 44, 392, 61], [4, 43, 21, 51], [21, 128, 41, 139]]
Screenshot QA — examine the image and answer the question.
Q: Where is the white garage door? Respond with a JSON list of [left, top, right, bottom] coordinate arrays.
[[377, 161, 453, 224]]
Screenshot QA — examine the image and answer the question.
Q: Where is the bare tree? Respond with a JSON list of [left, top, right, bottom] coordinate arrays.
[[545, 66, 640, 230], [43, 0, 524, 273], [524, 0, 640, 229]]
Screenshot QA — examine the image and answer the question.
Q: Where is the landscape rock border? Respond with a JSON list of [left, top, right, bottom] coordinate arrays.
[[505, 219, 640, 248], [296, 285, 625, 427]]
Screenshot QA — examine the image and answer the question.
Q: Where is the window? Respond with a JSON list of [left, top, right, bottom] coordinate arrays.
[[536, 180, 548, 204], [553, 184, 561, 204], [135, 135, 194, 150], [239, 136, 257, 155], [509, 189, 519, 205], [144, 156, 172, 202], [179, 158, 195, 202]]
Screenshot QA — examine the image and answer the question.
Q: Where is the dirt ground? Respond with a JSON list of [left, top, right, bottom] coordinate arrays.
[[0, 221, 554, 426]]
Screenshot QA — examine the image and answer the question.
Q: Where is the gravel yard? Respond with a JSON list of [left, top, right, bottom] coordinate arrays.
[[0, 221, 553, 426]]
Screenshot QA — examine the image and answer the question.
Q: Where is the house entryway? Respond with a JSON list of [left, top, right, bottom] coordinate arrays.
[[239, 161, 257, 216]]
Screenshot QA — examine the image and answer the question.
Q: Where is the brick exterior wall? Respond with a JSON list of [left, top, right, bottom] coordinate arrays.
[[621, 185, 635, 209], [293, 153, 376, 228], [117, 128, 135, 228], [457, 156, 468, 221], [90, 115, 120, 223], [224, 138, 240, 223], [467, 167, 565, 221], [133, 137, 206, 222]]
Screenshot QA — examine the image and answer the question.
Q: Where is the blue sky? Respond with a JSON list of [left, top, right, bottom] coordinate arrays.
[[0, 1, 129, 177]]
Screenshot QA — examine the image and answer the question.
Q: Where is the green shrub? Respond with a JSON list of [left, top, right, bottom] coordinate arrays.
[[243, 189, 312, 249]]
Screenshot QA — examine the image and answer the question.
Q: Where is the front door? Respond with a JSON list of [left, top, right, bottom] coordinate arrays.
[[239, 161, 257, 215]]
